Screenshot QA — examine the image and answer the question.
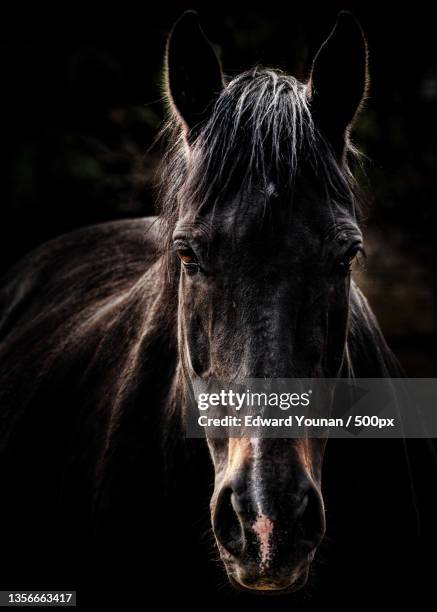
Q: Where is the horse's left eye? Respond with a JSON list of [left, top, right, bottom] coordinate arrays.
[[338, 243, 365, 271]]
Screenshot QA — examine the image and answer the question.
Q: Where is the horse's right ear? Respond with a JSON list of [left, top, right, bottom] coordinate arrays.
[[165, 11, 224, 135]]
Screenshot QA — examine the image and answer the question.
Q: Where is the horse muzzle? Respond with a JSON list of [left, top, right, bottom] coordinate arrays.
[[211, 476, 325, 592]]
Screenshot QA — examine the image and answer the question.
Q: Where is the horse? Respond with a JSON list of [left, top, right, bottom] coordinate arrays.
[[0, 10, 405, 603]]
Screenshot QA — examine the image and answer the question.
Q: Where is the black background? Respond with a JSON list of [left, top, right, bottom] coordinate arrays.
[[1, 2, 437, 608]]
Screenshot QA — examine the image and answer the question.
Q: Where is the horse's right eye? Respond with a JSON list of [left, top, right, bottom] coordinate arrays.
[[177, 250, 195, 264], [176, 246, 200, 273]]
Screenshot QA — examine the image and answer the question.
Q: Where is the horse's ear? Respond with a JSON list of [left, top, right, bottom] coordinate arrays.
[[165, 11, 224, 135], [309, 11, 368, 159]]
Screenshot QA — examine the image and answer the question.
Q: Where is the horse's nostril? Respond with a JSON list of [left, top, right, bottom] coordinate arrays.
[[213, 487, 244, 558], [296, 487, 325, 547]]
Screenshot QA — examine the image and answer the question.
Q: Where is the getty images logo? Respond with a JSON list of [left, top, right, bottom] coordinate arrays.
[[197, 389, 313, 411]]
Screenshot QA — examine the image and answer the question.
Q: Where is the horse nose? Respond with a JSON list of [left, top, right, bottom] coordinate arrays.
[[213, 480, 325, 560], [213, 486, 245, 558], [294, 483, 326, 551]]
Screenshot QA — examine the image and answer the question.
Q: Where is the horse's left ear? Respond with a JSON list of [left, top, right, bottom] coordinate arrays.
[[309, 11, 368, 159], [165, 11, 225, 136]]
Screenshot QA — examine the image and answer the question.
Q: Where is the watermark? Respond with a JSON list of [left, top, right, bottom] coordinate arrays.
[[186, 378, 437, 438], [0, 592, 76, 607]]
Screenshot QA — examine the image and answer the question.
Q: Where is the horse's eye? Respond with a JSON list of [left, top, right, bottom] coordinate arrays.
[[178, 250, 195, 264], [338, 243, 365, 271], [176, 247, 199, 273]]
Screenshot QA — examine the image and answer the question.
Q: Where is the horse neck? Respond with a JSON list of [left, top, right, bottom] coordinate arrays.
[[345, 282, 403, 377], [93, 261, 181, 466]]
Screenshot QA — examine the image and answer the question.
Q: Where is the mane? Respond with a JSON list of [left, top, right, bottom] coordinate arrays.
[[157, 67, 362, 269]]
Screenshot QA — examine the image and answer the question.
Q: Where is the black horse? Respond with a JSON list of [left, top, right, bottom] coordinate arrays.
[[0, 10, 407, 604]]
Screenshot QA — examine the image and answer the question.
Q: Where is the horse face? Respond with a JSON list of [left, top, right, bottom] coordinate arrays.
[[173, 181, 362, 381], [165, 10, 367, 592], [173, 179, 360, 590]]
